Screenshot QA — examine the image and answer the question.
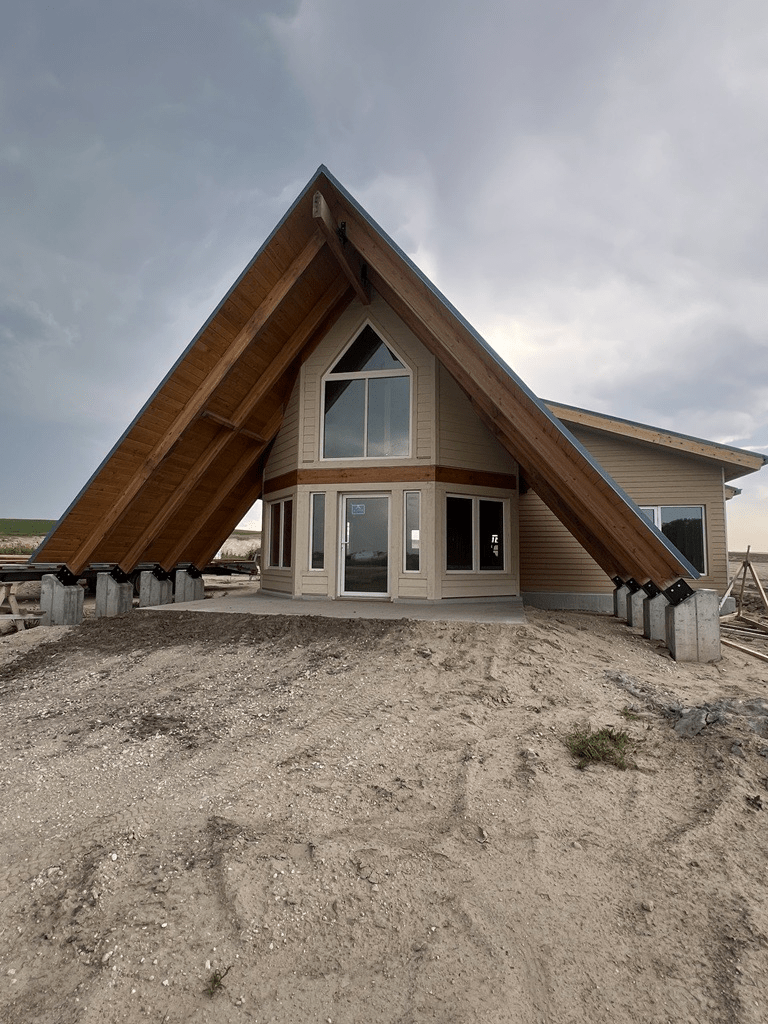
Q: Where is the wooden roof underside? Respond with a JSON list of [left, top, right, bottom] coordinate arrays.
[[34, 167, 703, 590]]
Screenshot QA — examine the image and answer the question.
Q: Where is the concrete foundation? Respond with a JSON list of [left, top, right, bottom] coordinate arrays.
[[95, 573, 134, 618], [522, 592, 613, 613], [139, 571, 173, 608], [665, 589, 721, 663], [175, 569, 205, 603], [626, 589, 646, 627], [643, 593, 667, 641], [613, 584, 630, 620], [40, 574, 84, 626]]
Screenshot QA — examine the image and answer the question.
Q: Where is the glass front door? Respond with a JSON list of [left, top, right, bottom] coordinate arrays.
[[341, 495, 389, 596]]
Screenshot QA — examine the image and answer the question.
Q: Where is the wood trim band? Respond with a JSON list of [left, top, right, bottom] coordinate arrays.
[[263, 465, 517, 496]]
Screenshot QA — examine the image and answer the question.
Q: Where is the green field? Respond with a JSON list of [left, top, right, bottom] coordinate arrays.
[[0, 518, 56, 536]]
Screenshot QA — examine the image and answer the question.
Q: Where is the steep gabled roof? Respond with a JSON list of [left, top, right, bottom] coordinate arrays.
[[547, 401, 768, 482], [34, 166, 711, 590]]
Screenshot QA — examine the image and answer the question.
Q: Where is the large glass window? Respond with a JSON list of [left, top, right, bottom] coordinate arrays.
[[640, 505, 706, 574], [268, 498, 293, 568], [323, 325, 411, 459], [446, 496, 505, 572]]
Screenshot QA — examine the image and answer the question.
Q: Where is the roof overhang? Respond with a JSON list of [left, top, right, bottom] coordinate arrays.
[[548, 401, 768, 482]]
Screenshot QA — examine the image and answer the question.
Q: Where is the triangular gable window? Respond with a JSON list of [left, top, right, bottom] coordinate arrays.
[[322, 325, 411, 459], [329, 325, 405, 374]]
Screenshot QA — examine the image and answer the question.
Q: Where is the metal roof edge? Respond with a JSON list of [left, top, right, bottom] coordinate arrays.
[[546, 399, 768, 468]]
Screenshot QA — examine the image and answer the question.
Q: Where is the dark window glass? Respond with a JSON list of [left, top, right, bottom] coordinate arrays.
[[661, 506, 704, 574], [479, 500, 504, 570], [330, 325, 404, 373], [446, 496, 473, 570], [367, 376, 410, 457], [269, 503, 281, 567], [323, 378, 365, 458], [405, 492, 420, 571], [282, 500, 293, 568], [311, 493, 325, 569]]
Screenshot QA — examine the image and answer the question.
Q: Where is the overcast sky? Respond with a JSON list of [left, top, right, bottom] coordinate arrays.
[[1, 0, 766, 549]]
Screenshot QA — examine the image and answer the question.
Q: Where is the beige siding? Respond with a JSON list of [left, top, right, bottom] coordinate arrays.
[[263, 381, 301, 480], [436, 483, 520, 599], [437, 364, 517, 474], [520, 425, 729, 594], [299, 293, 435, 468]]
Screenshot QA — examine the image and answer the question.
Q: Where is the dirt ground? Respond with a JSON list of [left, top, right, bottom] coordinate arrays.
[[2, 601, 768, 1024]]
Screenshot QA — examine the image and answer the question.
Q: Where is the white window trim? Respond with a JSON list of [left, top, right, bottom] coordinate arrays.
[[320, 321, 413, 461], [640, 504, 707, 576], [445, 494, 506, 574], [267, 498, 293, 570], [309, 492, 325, 571], [403, 490, 421, 574]]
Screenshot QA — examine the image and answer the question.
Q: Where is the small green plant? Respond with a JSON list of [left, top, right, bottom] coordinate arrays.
[[566, 726, 633, 770], [619, 706, 641, 721], [205, 964, 232, 997]]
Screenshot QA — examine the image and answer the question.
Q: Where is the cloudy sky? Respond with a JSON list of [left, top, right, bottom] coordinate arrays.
[[2, 0, 767, 549]]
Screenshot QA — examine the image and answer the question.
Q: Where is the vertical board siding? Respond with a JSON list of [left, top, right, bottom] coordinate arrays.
[[437, 365, 517, 474], [520, 425, 729, 594]]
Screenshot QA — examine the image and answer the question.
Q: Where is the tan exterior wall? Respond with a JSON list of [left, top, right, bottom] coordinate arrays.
[[437, 364, 517, 474], [295, 292, 436, 471], [261, 293, 520, 601], [520, 424, 729, 595]]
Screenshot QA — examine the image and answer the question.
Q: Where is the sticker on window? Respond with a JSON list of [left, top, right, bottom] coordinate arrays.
[[350, 504, 366, 515]]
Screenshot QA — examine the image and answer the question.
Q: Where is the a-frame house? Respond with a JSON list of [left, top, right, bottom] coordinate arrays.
[[34, 167, 711, 608]]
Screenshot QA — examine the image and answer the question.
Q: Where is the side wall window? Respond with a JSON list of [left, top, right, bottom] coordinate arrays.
[[268, 498, 293, 568], [310, 493, 325, 570], [404, 491, 421, 572], [446, 496, 505, 572], [640, 505, 705, 574]]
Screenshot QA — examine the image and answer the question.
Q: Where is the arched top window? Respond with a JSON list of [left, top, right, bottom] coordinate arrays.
[[322, 325, 411, 459]]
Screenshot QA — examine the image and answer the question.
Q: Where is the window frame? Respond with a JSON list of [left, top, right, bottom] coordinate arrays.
[[445, 494, 506, 573], [267, 497, 293, 569], [309, 492, 325, 571], [403, 490, 421, 573], [640, 504, 707, 575], [320, 323, 413, 461]]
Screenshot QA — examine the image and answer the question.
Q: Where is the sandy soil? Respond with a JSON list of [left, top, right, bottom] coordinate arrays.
[[2, 605, 768, 1024]]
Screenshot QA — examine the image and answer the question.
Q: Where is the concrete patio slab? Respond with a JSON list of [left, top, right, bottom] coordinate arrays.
[[139, 580, 527, 625]]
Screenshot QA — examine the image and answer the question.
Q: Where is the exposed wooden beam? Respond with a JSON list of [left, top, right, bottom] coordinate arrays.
[[188, 469, 267, 571], [118, 277, 351, 571], [201, 409, 266, 442], [313, 191, 371, 305], [159, 415, 279, 569], [66, 230, 327, 574]]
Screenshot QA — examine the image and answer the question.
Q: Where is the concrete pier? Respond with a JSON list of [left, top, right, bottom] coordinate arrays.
[[643, 593, 668, 641], [139, 571, 173, 608], [626, 589, 646, 627], [613, 584, 630, 620], [95, 572, 133, 618], [175, 569, 205, 603], [40, 574, 84, 626], [665, 589, 721, 662]]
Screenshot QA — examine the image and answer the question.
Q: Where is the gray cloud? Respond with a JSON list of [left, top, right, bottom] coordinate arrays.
[[1, 0, 766, 541]]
